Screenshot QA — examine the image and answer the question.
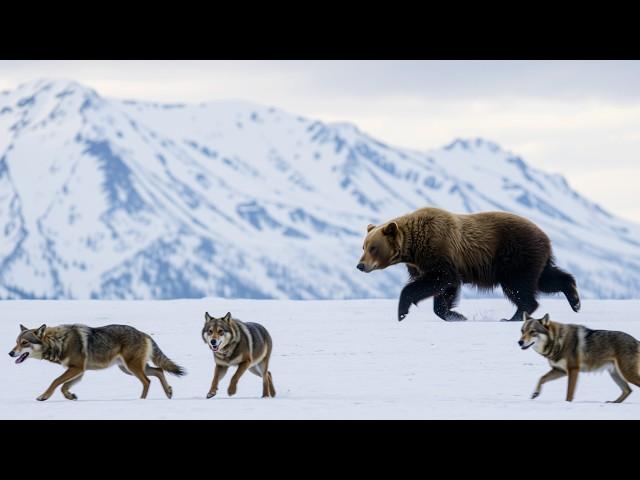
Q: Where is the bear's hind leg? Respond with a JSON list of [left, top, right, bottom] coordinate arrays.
[[500, 281, 539, 322], [433, 284, 466, 321], [538, 262, 580, 312]]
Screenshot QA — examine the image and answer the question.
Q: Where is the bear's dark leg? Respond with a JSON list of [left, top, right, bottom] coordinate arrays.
[[538, 262, 581, 312], [500, 281, 539, 322], [398, 278, 447, 321], [433, 284, 467, 321]]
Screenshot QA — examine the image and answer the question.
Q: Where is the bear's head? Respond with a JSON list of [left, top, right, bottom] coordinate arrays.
[[357, 222, 402, 273]]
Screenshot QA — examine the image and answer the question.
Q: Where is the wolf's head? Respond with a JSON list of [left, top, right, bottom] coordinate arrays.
[[518, 313, 552, 353], [202, 312, 235, 353], [357, 222, 403, 273], [9, 324, 47, 364]]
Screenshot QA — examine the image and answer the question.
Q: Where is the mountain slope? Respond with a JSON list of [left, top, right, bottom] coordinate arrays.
[[0, 78, 639, 299]]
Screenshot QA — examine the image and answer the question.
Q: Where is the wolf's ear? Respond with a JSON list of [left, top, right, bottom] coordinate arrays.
[[223, 312, 232, 322], [382, 222, 398, 237], [367, 224, 376, 233], [204, 312, 213, 322], [36, 324, 46, 336], [541, 314, 550, 327], [19, 324, 28, 332]]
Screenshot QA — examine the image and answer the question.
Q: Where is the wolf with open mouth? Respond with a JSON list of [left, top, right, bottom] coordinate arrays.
[[9, 323, 185, 401], [202, 311, 276, 399]]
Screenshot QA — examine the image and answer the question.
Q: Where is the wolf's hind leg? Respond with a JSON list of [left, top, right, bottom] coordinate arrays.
[[37, 367, 84, 401], [61, 374, 84, 400], [531, 368, 566, 399], [146, 365, 173, 399], [125, 360, 151, 399], [614, 361, 640, 401], [607, 367, 632, 403], [267, 371, 276, 397], [251, 360, 273, 398]]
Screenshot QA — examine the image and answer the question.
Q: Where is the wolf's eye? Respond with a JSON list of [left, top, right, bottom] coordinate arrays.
[[217, 330, 224, 335], [21, 341, 28, 346]]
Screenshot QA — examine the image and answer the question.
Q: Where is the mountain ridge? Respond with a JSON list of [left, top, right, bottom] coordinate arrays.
[[1, 78, 639, 300]]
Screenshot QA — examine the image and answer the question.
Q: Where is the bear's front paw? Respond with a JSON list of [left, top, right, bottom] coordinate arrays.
[[36, 394, 49, 402], [227, 384, 237, 397], [206, 390, 216, 399]]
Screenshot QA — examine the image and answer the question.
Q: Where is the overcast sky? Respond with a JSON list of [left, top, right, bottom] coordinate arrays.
[[2, 60, 639, 223]]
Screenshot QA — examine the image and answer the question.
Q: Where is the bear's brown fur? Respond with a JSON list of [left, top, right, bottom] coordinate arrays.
[[357, 207, 580, 321]]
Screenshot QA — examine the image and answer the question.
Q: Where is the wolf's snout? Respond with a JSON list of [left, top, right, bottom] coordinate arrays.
[[518, 340, 524, 347], [357, 263, 365, 271], [8, 350, 15, 357], [210, 340, 217, 346]]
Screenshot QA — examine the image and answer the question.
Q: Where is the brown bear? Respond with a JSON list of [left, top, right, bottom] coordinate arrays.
[[357, 207, 580, 322]]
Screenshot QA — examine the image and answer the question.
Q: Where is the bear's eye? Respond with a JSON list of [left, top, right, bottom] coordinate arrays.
[[369, 246, 377, 254]]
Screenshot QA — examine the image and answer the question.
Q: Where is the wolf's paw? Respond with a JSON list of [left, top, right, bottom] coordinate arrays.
[[166, 386, 173, 399], [63, 393, 78, 401], [206, 391, 216, 399], [227, 385, 237, 396], [36, 394, 49, 402], [531, 391, 540, 399]]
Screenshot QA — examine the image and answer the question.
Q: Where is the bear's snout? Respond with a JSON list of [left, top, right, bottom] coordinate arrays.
[[357, 263, 366, 272]]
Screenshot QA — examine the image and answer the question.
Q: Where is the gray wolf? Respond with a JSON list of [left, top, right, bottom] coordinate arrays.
[[9, 323, 185, 401], [519, 312, 640, 402], [202, 311, 275, 399]]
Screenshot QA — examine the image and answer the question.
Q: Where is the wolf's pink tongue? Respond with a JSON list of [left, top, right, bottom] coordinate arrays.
[[15, 352, 28, 364]]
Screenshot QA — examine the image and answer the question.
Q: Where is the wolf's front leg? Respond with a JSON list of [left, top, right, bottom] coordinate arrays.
[[207, 364, 228, 398], [531, 368, 566, 399], [37, 367, 84, 401], [61, 374, 84, 400], [566, 368, 579, 402], [228, 361, 251, 397]]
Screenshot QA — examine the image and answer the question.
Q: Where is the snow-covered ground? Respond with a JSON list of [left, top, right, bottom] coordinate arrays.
[[2, 298, 640, 419]]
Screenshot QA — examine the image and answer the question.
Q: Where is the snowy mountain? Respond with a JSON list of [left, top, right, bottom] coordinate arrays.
[[1, 78, 639, 300]]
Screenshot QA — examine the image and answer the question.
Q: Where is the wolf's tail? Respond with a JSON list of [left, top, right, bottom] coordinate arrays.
[[538, 258, 580, 312], [150, 339, 186, 376]]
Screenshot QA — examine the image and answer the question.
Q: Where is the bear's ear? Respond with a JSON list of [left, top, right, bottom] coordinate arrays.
[[541, 314, 550, 327], [382, 222, 398, 236], [367, 224, 376, 233]]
